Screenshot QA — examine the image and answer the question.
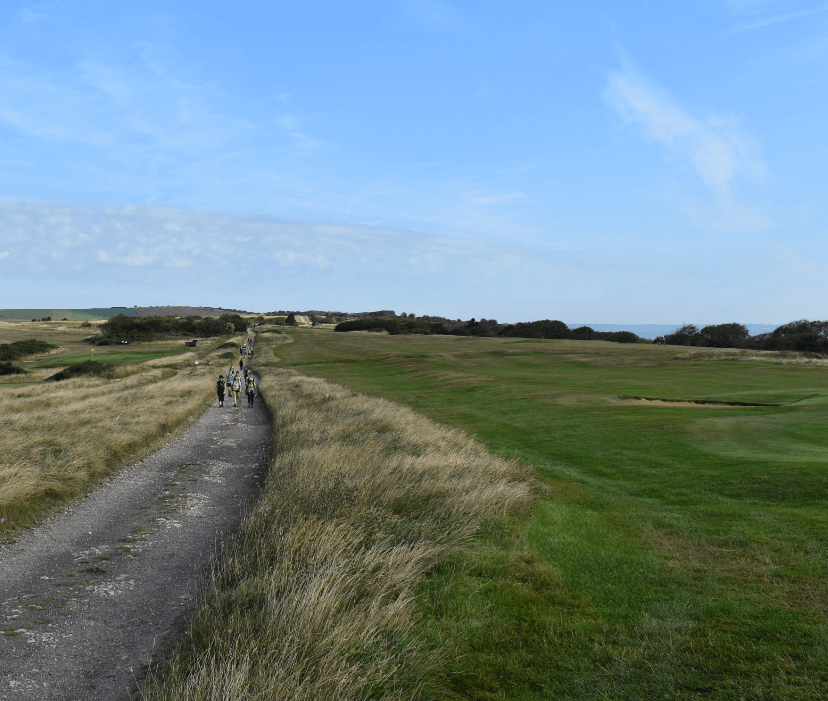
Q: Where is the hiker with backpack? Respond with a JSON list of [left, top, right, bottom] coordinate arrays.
[[231, 372, 242, 407], [247, 374, 256, 407], [216, 374, 226, 408]]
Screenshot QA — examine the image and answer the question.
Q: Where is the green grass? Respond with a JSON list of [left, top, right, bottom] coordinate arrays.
[[272, 330, 828, 699]]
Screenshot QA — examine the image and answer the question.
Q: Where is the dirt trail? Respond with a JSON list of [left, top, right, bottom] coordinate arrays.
[[0, 376, 270, 700]]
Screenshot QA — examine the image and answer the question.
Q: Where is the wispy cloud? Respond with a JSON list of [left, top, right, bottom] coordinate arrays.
[[0, 199, 561, 284], [733, 5, 828, 31], [603, 52, 767, 201], [710, 0, 828, 33]]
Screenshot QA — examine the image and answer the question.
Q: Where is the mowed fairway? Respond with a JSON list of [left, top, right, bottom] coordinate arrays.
[[274, 329, 828, 699]]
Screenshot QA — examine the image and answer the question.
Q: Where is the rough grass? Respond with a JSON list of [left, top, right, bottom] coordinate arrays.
[[0, 334, 247, 534], [141, 333, 533, 700]]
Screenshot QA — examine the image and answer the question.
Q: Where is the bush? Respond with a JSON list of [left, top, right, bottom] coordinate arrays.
[[98, 313, 247, 343], [45, 360, 107, 382], [335, 318, 402, 334], [0, 339, 57, 361], [0, 361, 26, 376], [663, 324, 701, 346], [499, 320, 570, 340], [758, 320, 828, 353], [699, 323, 750, 348]]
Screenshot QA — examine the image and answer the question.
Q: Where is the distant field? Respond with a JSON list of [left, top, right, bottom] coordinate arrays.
[[271, 329, 828, 699], [0, 320, 210, 381], [0, 307, 137, 321], [29, 349, 188, 368], [0, 320, 243, 535]]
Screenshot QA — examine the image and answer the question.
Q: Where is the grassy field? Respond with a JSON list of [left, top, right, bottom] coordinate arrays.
[[0, 320, 244, 536], [258, 329, 828, 700]]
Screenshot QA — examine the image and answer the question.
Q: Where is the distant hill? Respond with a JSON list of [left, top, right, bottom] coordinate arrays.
[[0, 306, 256, 321], [136, 306, 253, 318], [0, 307, 138, 321]]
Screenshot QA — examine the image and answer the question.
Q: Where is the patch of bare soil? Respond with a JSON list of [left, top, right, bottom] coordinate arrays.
[[0, 378, 270, 700]]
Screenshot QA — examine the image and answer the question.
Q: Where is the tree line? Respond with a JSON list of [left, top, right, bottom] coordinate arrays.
[[96, 314, 248, 344], [334, 317, 643, 343], [655, 320, 828, 352]]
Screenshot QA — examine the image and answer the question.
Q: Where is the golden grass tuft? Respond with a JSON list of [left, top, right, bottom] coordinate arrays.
[[142, 335, 533, 700], [0, 364, 215, 526]]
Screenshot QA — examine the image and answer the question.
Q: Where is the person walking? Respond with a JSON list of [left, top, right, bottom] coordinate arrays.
[[216, 374, 226, 408], [246, 374, 256, 407], [239, 357, 244, 372], [231, 372, 242, 407]]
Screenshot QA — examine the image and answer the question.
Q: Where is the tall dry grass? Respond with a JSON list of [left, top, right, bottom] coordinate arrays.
[[142, 334, 533, 700], [0, 360, 218, 528]]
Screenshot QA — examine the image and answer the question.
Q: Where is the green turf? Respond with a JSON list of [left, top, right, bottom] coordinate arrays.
[[273, 330, 828, 699]]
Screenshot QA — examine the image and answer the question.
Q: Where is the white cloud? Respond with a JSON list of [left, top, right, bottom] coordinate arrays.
[[603, 53, 767, 201], [0, 250, 10, 259], [0, 199, 560, 281]]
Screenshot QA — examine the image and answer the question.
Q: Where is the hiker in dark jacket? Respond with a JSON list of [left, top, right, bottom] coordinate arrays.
[[216, 375, 226, 407]]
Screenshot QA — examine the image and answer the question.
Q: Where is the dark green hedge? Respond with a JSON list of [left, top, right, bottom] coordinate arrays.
[[97, 314, 247, 343], [45, 360, 108, 382], [0, 339, 57, 361]]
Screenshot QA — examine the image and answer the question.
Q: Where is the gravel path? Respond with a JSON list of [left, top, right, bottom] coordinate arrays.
[[0, 378, 270, 700]]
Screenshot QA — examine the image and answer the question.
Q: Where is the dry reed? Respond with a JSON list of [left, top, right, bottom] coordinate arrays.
[[142, 334, 533, 700]]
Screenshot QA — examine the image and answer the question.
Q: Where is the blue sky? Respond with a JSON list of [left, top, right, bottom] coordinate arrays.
[[1, 1, 826, 322]]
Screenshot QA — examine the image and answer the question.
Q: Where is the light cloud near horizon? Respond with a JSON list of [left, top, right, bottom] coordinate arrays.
[[0, 198, 823, 324], [0, 199, 583, 317]]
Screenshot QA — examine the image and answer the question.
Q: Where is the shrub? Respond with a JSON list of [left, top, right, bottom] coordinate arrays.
[[0, 339, 57, 361], [499, 320, 570, 340], [45, 360, 108, 382], [663, 324, 701, 346], [698, 323, 750, 348], [0, 361, 26, 376], [335, 318, 401, 334], [98, 313, 247, 343], [759, 320, 828, 353]]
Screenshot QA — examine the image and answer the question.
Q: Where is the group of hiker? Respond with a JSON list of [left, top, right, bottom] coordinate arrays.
[[216, 335, 257, 408]]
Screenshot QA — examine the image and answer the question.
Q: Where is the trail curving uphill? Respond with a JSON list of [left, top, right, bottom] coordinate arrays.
[[0, 376, 270, 700]]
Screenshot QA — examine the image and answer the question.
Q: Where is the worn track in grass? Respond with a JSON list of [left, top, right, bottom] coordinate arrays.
[[0, 379, 270, 700]]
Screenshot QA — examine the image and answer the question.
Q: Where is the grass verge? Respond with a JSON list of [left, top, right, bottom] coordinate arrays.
[[140, 332, 533, 700]]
